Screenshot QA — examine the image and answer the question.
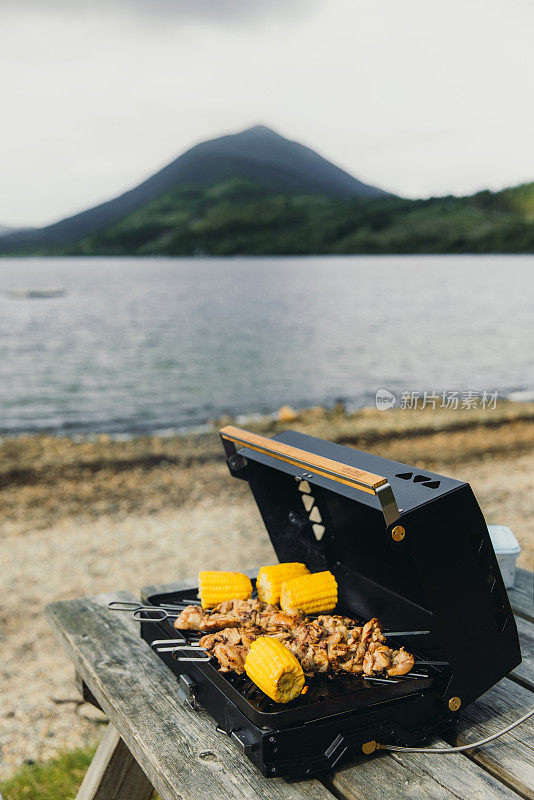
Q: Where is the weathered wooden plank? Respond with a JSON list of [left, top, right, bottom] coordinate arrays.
[[326, 743, 523, 800], [511, 615, 534, 691], [76, 672, 104, 710], [509, 568, 534, 623], [516, 568, 534, 597], [75, 723, 154, 800], [45, 591, 335, 800], [448, 677, 534, 799]]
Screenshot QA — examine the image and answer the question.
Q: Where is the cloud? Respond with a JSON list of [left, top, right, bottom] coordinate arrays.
[[5, 0, 316, 24], [2, 0, 534, 226]]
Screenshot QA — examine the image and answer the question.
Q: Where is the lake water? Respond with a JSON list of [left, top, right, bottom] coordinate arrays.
[[0, 255, 533, 436]]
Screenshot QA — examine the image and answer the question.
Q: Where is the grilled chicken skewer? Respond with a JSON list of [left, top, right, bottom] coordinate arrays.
[[175, 598, 305, 633], [198, 622, 414, 677], [176, 599, 414, 678]]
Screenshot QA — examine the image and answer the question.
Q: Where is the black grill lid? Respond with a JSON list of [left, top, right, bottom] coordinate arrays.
[[220, 425, 521, 708], [220, 425, 462, 593]]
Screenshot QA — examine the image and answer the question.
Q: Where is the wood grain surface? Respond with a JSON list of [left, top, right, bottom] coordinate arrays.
[[46, 591, 335, 800], [220, 425, 387, 493], [447, 677, 534, 799], [512, 615, 534, 691], [48, 578, 534, 800], [509, 568, 534, 623]]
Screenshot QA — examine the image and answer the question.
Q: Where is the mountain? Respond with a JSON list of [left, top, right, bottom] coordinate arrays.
[[0, 126, 388, 253], [64, 179, 534, 256], [0, 225, 32, 238]]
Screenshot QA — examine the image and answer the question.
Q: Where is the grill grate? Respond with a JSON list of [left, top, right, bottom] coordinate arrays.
[[145, 591, 442, 714]]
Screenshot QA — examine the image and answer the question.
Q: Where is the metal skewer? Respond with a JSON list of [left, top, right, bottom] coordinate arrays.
[[383, 630, 430, 638], [107, 601, 191, 624], [150, 638, 212, 662], [108, 600, 187, 614], [132, 607, 182, 623]]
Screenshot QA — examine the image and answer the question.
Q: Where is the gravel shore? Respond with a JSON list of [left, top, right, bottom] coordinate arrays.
[[1, 402, 533, 777]]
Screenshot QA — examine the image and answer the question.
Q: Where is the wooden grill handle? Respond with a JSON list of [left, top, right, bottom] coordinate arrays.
[[219, 425, 387, 495]]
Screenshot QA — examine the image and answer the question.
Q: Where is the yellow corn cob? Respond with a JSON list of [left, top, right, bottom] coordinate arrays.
[[256, 562, 309, 605], [198, 571, 252, 609], [280, 570, 338, 615], [245, 636, 305, 703]]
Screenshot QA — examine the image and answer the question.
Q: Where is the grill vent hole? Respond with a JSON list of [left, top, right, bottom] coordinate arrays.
[[301, 494, 314, 512], [396, 472, 440, 488], [312, 524, 325, 541], [298, 484, 327, 542], [309, 506, 322, 523]]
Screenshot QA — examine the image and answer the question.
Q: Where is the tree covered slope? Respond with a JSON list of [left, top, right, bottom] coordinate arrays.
[[63, 179, 534, 256]]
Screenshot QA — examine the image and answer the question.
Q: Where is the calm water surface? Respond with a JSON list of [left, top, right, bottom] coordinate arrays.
[[0, 255, 532, 435]]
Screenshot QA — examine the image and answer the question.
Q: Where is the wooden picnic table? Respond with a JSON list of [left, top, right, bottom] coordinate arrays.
[[46, 568, 534, 800]]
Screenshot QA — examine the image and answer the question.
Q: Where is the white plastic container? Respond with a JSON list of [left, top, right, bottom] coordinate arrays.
[[487, 524, 521, 589]]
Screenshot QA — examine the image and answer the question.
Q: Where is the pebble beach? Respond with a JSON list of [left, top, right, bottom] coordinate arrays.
[[1, 401, 533, 778]]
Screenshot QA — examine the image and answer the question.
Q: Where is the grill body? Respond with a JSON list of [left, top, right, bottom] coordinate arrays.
[[143, 428, 521, 776], [141, 584, 449, 776]]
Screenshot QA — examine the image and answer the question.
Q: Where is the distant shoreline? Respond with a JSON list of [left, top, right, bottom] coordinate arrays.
[[1, 390, 534, 441], [2, 399, 534, 540]]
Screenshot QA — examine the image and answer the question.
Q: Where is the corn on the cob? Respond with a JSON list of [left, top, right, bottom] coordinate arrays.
[[245, 636, 305, 703], [256, 562, 309, 605], [198, 571, 252, 609], [280, 570, 338, 615]]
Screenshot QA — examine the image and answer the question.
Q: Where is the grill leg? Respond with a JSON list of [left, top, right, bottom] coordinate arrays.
[[75, 723, 154, 800]]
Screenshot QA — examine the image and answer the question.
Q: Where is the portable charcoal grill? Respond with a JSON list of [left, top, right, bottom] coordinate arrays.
[[137, 425, 521, 777]]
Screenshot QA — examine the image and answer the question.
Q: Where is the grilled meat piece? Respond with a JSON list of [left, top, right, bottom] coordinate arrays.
[[287, 621, 330, 674], [335, 641, 368, 674], [317, 614, 358, 637], [363, 642, 393, 675], [212, 643, 248, 673], [174, 605, 205, 629], [198, 627, 259, 673], [361, 617, 386, 645], [387, 647, 415, 677], [362, 642, 414, 677]]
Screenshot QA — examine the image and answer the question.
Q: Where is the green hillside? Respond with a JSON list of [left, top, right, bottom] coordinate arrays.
[[61, 179, 534, 256]]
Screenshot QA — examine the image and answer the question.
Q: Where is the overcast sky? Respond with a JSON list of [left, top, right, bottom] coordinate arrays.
[[2, 0, 534, 227]]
